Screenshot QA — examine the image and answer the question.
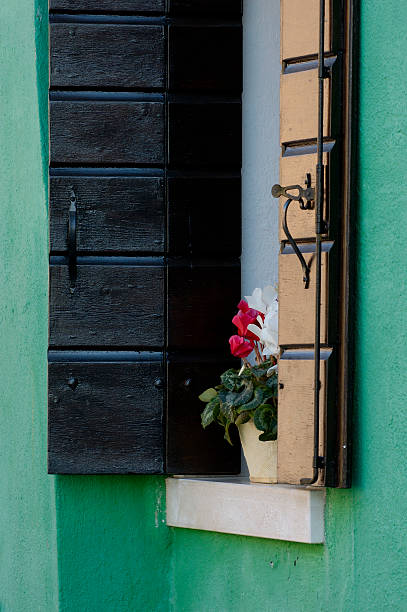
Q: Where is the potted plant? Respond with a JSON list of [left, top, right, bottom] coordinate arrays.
[[198, 286, 279, 483]]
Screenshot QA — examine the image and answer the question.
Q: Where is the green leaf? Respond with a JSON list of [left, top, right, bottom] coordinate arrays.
[[257, 384, 275, 400], [233, 381, 254, 407], [201, 398, 220, 428], [198, 388, 218, 403], [219, 399, 234, 422], [220, 369, 242, 391], [259, 428, 277, 442], [224, 422, 233, 445], [217, 389, 229, 403], [253, 404, 276, 432], [238, 388, 267, 413], [235, 411, 252, 426], [250, 363, 271, 379], [225, 391, 240, 406], [266, 375, 278, 392]]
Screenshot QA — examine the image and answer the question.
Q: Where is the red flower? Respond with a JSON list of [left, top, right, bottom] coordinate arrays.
[[237, 299, 250, 313], [232, 307, 261, 340], [229, 335, 253, 358], [238, 299, 265, 323]]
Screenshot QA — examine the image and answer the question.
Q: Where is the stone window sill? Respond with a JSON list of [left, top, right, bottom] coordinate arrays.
[[166, 477, 325, 544]]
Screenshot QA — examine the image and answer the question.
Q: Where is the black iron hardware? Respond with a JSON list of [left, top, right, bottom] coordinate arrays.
[[154, 378, 164, 390], [272, 177, 315, 210], [67, 189, 77, 291], [272, 174, 316, 289], [282, 198, 311, 288], [67, 377, 78, 391], [300, 0, 328, 486]]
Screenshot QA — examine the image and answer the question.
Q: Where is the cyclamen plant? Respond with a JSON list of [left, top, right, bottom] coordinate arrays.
[[199, 286, 279, 444]]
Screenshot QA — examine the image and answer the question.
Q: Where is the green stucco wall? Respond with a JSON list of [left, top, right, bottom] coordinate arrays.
[[0, 1, 406, 610], [0, 1, 58, 610]]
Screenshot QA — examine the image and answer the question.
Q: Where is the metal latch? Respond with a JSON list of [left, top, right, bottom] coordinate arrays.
[[272, 173, 315, 210]]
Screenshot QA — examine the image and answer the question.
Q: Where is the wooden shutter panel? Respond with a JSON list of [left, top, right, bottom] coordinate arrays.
[[48, 2, 242, 475], [277, 0, 354, 487]]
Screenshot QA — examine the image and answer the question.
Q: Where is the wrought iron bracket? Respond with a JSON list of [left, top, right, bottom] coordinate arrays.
[[281, 198, 311, 288], [272, 174, 316, 289]]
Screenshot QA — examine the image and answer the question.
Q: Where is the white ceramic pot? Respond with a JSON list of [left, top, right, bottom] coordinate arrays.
[[238, 420, 277, 484]]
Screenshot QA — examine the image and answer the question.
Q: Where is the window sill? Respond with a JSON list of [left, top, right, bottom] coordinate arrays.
[[166, 477, 325, 543]]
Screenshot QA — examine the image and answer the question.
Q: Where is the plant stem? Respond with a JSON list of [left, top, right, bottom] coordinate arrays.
[[238, 363, 246, 376], [242, 358, 252, 369], [253, 342, 262, 365]]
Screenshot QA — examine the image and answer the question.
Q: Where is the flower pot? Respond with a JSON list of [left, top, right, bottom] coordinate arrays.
[[238, 420, 277, 484]]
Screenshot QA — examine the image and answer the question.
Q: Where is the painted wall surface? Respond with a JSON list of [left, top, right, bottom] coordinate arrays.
[[0, 1, 58, 610], [0, 1, 406, 611]]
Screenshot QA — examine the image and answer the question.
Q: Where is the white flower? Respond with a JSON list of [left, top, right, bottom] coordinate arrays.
[[245, 285, 278, 316], [267, 364, 278, 376], [247, 311, 279, 357], [245, 285, 279, 357], [244, 287, 266, 313]]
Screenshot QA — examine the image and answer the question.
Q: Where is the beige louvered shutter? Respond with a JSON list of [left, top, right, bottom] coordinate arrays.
[[276, 0, 354, 487]]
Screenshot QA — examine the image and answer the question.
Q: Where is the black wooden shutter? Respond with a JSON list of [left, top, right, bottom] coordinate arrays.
[[48, 0, 242, 474]]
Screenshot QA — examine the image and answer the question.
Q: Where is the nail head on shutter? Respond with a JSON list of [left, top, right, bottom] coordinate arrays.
[[154, 378, 164, 390], [67, 377, 78, 390]]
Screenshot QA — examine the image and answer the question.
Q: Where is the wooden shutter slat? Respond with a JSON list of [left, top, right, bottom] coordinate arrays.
[[50, 24, 165, 89], [278, 245, 331, 347], [280, 71, 330, 143], [50, 176, 165, 253], [281, 0, 331, 60], [48, 361, 164, 474], [50, 100, 165, 165], [49, 264, 164, 347], [49, 0, 165, 12]]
